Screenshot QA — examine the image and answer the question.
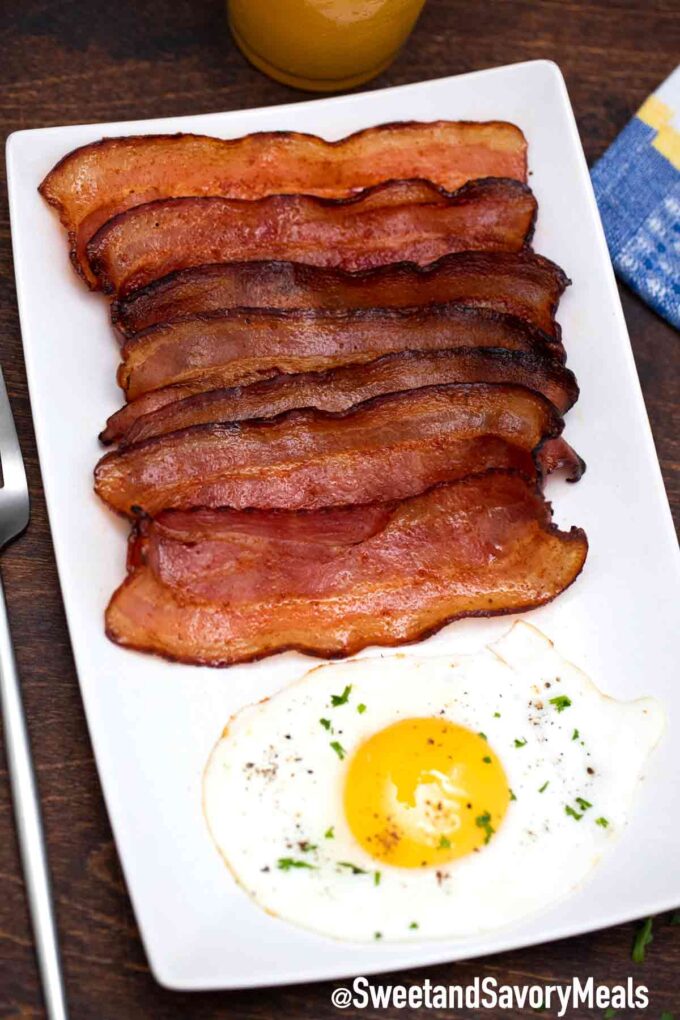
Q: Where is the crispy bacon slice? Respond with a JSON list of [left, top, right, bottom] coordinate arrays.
[[118, 304, 562, 402], [86, 178, 537, 295], [38, 122, 527, 286], [112, 252, 568, 339], [106, 348, 578, 447], [94, 383, 562, 517], [105, 471, 588, 666]]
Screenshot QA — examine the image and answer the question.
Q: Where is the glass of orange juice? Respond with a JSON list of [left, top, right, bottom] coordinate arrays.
[[228, 0, 427, 92]]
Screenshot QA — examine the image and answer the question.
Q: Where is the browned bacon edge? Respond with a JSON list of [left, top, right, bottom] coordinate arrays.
[[86, 178, 538, 296], [536, 436, 586, 482], [117, 303, 564, 402], [105, 470, 588, 667], [37, 121, 527, 286], [94, 383, 567, 517], [104, 347, 579, 448], [111, 251, 569, 339]]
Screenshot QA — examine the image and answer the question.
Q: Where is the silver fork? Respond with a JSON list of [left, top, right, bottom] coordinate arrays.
[[0, 367, 69, 1020]]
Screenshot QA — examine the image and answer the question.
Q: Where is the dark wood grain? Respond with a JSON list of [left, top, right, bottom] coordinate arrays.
[[0, 1, 678, 1016]]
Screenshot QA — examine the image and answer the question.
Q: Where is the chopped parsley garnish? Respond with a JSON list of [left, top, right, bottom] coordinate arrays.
[[374, 931, 383, 940], [631, 916, 653, 963], [482, 755, 492, 764], [374, 871, 381, 886], [438, 835, 451, 849], [331, 685, 352, 707], [277, 857, 315, 871], [575, 797, 592, 811], [595, 817, 609, 829], [319, 718, 332, 731], [475, 811, 495, 844], [604, 1009, 617, 1019], [493, 712, 501, 718], [572, 728, 580, 741], [670, 911, 680, 925], [538, 781, 549, 793], [549, 695, 572, 712], [660, 1013, 674, 1020], [478, 731, 487, 740], [565, 805, 583, 821], [509, 788, 517, 801], [357, 703, 366, 714], [338, 861, 368, 875], [300, 842, 317, 853], [409, 921, 419, 929], [330, 740, 346, 760], [324, 826, 335, 839], [514, 737, 527, 748]]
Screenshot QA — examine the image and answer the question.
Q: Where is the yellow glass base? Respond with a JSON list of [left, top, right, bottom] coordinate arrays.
[[230, 20, 398, 92]]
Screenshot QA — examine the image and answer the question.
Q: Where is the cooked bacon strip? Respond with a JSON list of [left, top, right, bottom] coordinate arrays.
[[86, 178, 537, 295], [536, 436, 585, 482], [112, 252, 567, 339], [108, 348, 578, 447], [118, 304, 561, 401], [38, 122, 527, 286], [102, 386, 208, 444], [94, 383, 561, 517], [106, 471, 588, 665]]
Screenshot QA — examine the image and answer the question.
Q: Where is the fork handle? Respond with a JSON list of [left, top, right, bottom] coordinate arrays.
[[0, 571, 69, 1020]]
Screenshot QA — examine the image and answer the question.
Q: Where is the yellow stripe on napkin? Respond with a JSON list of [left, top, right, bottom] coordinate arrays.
[[653, 125, 680, 170], [637, 95, 672, 131]]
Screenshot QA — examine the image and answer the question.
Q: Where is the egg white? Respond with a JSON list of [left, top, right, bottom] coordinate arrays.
[[203, 622, 664, 942]]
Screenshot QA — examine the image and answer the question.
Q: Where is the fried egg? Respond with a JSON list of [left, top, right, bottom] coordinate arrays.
[[203, 622, 664, 942]]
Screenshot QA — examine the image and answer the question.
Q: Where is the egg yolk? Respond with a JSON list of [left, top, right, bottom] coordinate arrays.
[[343, 717, 510, 868]]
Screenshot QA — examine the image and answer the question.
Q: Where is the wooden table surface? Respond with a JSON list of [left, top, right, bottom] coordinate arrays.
[[0, 1, 678, 1017]]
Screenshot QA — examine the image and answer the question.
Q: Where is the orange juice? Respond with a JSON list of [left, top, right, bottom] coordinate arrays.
[[228, 0, 427, 92]]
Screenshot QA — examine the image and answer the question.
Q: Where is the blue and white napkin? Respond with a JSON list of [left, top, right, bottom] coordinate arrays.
[[591, 66, 680, 330]]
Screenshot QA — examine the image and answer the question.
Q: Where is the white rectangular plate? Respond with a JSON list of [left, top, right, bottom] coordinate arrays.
[[7, 60, 680, 990]]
